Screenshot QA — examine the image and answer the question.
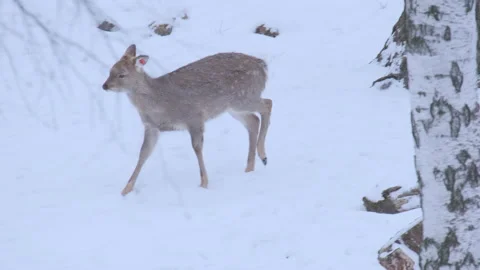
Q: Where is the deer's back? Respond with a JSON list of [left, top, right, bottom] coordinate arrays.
[[158, 52, 266, 108]]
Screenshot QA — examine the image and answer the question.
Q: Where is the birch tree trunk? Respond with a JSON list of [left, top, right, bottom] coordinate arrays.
[[407, 0, 480, 269]]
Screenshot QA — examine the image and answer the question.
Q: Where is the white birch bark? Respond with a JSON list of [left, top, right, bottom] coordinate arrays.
[[407, 0, 480, 269]]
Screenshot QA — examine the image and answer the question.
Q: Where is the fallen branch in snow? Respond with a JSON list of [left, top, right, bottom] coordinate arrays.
[[363, 186, 420, 214], [378, 217, 422, 270]]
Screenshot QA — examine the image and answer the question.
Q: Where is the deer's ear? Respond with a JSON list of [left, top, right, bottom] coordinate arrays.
[[134, 55, 149, 68], [124, 44, 136, 57]]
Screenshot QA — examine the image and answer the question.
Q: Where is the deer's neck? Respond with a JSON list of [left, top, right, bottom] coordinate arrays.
[[131, 71, 156, 95]]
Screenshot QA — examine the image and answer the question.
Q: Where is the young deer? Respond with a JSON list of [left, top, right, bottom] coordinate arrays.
[[102, 44, 272, 196]]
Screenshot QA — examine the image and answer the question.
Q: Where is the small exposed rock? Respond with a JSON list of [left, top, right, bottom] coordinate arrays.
[[379, 248, 415, 270], [378, 218, 422, 270], [400, 222, 422, 254], [149, 22, 173, 36], [97, 20, 118, 32], [172, 12, 189, 22], [255, 24, 279, 38]]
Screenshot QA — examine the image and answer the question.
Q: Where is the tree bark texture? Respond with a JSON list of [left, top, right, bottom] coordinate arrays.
[[374, 1, 480, 89], [373, 5, 409, 90], [407, 0, 480, 269]]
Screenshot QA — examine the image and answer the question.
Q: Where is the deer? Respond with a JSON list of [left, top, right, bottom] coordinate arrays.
[[102, 44, 273, 196]]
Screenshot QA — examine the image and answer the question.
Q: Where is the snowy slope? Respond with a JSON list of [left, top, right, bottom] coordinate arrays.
[[0, 0, 421, 269]]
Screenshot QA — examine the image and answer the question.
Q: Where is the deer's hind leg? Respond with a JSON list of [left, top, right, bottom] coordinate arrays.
[[229, 112, 260, 172], [257, 98, 272, 165], [188, 124, 209, 188], [230, 97, 273, 167]]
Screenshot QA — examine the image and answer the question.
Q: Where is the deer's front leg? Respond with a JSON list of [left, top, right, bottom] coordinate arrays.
[[121, 126, 159, 196], [188, 124, 209, 189]]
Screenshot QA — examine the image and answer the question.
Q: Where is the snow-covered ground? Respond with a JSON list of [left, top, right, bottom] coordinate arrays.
[[1, 0, 422, 269]]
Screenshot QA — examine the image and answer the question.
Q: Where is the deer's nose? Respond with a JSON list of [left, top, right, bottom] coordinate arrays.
[[102, 83, 109, 90]]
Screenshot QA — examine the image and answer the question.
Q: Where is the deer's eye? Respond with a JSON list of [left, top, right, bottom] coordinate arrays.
[[118, 74, 126, 78]]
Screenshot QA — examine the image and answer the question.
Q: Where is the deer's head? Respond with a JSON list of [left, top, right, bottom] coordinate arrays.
[[102, 44, 149, 92]]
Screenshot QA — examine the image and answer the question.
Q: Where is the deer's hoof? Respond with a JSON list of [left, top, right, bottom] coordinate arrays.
[[262, 157, 267, 166], [121, 184, 134, 196]]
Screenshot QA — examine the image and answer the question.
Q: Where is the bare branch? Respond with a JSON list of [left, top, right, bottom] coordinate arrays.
[[13, 0, 108, 68]]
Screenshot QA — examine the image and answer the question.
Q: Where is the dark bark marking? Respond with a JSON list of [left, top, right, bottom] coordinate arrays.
[[456, 150, 471, 168], [477, 0, 480, 74], [411, 111, 420, 148], [438, 242, 451, 265], [443, 26, 451, 41], [466, 162, 479, 188], [406, 0, 417, 14], [433, 74, 449, 79], [422, 97, 442, 133], [473, 102, 480, 116], [463, 104, 472, 127], [444, 228, 460, 248], [415, 155, 424, 188], [424, 97, 461, 137], [400, 57, 409, 89], [416, 106, 428, 113], [421, 229, 463, 269], [426, 5, 441, 21], [438, 228, 459, 265], [456, 252, 479, 269], [417, 170, 424, 188], [392, 11, 407, 44], [465, 0, 475, 13], [448, 188, 467, 213], [421, 119, 433, 133], [409, 36, 432, 55], [450, 110, 461, 138], [423, 237, 439, 249], [435, 151, 480, 214], [422, 238, 441, 269], [443, 166, 456, 191], [418, 23, 436, 36], [430, 97, 446, 118], [423, 259, 440, 269], [450, 61, 464, 93], [433, 158, 478, 214]]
